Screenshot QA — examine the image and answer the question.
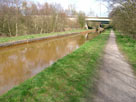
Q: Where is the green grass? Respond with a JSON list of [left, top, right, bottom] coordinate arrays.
[[0, 29, 88, 44], [0, 30, 110, 102], [115, 31, 136, 72]]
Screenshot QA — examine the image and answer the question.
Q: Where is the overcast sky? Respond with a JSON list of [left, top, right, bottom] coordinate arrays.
[[32, 0, 109, 17]]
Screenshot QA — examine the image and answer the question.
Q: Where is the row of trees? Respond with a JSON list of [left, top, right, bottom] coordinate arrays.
[[0, 0, 86, 37], [107, 0, 136, 38]]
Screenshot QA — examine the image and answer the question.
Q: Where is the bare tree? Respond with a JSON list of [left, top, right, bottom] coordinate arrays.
[[0, 0, 84, 37], [77, 12, 86, 28], [110, 0, 136, 38]]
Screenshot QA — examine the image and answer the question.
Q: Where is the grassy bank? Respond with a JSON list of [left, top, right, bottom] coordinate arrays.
[[0, 29, 89, 44], [115, 31, 136, 72], [0, 30, 110, 102]]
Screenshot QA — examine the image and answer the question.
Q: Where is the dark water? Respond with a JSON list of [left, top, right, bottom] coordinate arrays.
[[0, 33, 92, 95]]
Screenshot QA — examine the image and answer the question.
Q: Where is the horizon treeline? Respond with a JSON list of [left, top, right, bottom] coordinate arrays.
[[109, 0, 136, 39], [0, 0, 86, 37]]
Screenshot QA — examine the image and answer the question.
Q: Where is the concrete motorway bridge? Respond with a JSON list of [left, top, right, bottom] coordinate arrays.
[[85, 17, 111, 29], [68, 17, 111, 29]]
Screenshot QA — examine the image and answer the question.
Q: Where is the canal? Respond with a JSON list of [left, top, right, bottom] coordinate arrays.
[[0, 32, 97, 95]]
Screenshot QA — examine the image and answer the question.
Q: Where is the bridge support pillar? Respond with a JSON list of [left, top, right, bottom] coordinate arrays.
[[85, 22, 88, 29]]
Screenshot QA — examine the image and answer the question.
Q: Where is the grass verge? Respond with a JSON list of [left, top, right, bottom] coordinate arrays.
[[115, 31, 136, 72], [0, 29, 89, 44], [0, 30, 110, 102]]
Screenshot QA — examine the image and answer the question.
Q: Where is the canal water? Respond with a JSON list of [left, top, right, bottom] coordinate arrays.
[[0, 33, 95, 95]]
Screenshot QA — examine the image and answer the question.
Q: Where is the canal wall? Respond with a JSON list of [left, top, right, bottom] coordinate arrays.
[[0, 30, 95, 48]]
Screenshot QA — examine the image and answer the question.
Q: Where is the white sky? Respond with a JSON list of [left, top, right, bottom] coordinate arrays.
[[32, 0, 109, 17]]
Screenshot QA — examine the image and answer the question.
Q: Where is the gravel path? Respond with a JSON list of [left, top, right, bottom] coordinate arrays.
[[94, 30, 136, 102]]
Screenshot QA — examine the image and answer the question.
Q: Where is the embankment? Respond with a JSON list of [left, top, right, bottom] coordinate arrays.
[[115, 31, 136, 73]]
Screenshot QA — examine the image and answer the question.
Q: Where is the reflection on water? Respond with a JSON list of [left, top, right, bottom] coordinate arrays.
[[0, 34, 87, 95]]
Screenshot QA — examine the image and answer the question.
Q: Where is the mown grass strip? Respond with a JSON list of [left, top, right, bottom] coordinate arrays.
[[0, 29, 89, 44], [0, 30, 110, 102], [115, 31, 136, 72]]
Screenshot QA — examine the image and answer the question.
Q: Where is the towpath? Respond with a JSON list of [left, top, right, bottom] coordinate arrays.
[[94, 30, 136, 102]]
